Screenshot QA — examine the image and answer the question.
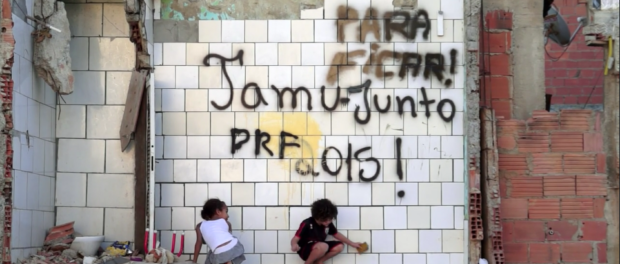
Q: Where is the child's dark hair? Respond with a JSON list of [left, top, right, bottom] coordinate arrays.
[[311, 199, 338, 220], [200, 198, 226, 220]]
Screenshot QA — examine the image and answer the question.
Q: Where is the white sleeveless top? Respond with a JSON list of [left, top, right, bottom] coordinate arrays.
[[199, 219, 235, 253]]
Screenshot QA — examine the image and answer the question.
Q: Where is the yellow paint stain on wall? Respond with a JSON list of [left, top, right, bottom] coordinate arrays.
[[259, 112, 323, 170]]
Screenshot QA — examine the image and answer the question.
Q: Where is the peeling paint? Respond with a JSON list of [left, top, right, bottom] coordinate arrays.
[[161, 0, 233, 20], [160, 0, 324, 20]]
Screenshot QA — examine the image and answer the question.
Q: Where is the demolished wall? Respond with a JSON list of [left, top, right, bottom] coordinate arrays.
[[0, 0, 15, 262], [55, 0, 138, 248], [32, 0, 73, 95], [7, 0, 59, 262]]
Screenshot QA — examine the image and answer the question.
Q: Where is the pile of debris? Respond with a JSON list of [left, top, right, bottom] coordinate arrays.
[[18, 222, 84, 263], [16, 222, 185, 263]]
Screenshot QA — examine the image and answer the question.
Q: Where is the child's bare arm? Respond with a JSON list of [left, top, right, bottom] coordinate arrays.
[[226, 220, 232, 233], [333, 233, 360, 248]]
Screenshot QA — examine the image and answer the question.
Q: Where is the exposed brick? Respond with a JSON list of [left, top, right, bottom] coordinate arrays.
[[497, 120, 526, 134], [581, 221, 607, 241], [546, 221, 578, 241], [499, 154, 528, 173], [485, 10, 513, 30], [513, 221, 545, 241], [550, 132, 583, 152], [560, 110, 592, 131], [529, 199, 560, 219], [486, 76, 511, 99], [527, 111, 560, 131], [594, 112, 601, 131], [517, 132, 549, 153], [583, 133, 603, 152], [543, 176, 576, 196], [561, 198, 594, 219], [511, 177, 543, 197], [498, 135, 517, 150], [503, 222, 515, 242], [576, 175, 607, 196], [532, 153, 563, 175], [563, 153, 596, 174], [501, 199, 528, 219], [500, 177, 509, 198], [487, 53, 512, 76], [504, 243, 528, 263], [596, 243, 607, 263], [492, 100, 512, 120], [561, 242, 593, 263], [593, 198, 605, 219], [483, 32, 511, 53], [596, 153, 606, 173], [529, 243, 561, 263]]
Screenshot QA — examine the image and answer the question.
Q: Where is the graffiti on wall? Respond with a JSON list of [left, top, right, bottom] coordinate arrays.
[[205, 50, 457, 124], [201, 7, 459, 182]]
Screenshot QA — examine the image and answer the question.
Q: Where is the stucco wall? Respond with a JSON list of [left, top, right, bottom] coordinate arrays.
[[153, 0, 468, 263]]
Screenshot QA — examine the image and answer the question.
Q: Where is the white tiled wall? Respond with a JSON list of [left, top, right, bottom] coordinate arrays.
[[10, 10, 57, 263], [54, 1, 141, 248], [154, 0, 466, 263]]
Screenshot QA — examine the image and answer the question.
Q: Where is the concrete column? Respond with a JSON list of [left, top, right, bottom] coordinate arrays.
[[483, 0, 546, 119], [602, 66, 619, 264]]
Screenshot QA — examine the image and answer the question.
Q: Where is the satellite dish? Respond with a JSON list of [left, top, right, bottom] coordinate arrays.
[[543, 5, 586, 47], [544, 6, 571, 46]]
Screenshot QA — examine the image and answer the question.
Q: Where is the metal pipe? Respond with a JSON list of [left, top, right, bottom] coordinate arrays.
[[148, 75, 156, 251]]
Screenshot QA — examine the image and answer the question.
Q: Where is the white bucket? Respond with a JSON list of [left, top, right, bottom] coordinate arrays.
[[70, 236, 105, 256]]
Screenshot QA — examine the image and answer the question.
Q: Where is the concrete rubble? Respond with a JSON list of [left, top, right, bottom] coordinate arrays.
[[32, 0, 74, 94]]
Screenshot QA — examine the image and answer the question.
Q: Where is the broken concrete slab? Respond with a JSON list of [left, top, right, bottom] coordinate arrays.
[[33, 0, 74, 95]]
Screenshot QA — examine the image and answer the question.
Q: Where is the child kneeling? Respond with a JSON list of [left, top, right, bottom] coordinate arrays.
[[290, 199, 361, 264], [197, 199, 245, 264]]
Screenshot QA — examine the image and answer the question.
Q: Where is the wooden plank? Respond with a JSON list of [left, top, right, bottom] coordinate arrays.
[[134, 84, 148, 254], [119, 70, 147, 151]]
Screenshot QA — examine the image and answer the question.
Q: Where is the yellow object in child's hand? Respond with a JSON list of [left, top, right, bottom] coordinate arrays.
[[357, 242, 369, 253]]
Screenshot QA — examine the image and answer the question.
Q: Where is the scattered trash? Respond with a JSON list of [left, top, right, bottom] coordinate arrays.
[[145, 248, 180, 263], [16, 223, 191, 263], [106, 241, 131, 257]]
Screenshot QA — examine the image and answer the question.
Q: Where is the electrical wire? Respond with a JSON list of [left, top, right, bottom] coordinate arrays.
[[582, 50, 606, 109]]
